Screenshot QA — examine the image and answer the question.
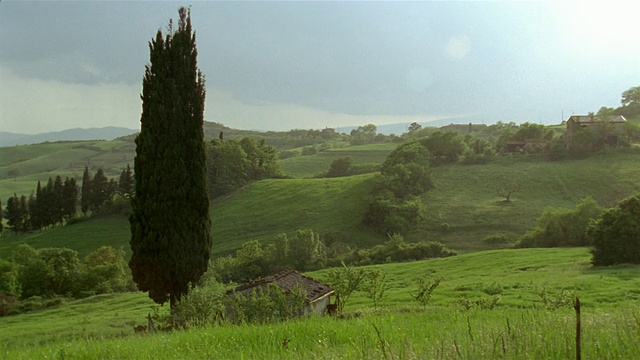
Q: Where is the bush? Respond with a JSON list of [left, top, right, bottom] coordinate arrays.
[[589, 194, 640, 266], [516, 197, 602, 248]]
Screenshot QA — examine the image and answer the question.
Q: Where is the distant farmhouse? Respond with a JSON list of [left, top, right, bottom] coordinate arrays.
[[226, 270, 335, 321], [565, 115, 627, 148], [440, 123, 487, 134]]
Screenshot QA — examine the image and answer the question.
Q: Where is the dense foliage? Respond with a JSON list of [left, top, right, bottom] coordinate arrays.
[[363, 139, 432, 235], [0, 245, 131, 316], [211, 231, 454, 284], [129, 8, 211, 309], [206, 137, 283, 198], [516, 197, 602, 248], [589, 194, 640, 266]]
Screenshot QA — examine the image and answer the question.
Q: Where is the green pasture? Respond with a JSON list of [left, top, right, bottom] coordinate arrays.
[[411, 149, 640, 252], [0, 139, 135, 201], [0, 215, 131, 259], [210, 174, 382, 255], [2, 247, 639, 358], [280, 142, 395, 178]]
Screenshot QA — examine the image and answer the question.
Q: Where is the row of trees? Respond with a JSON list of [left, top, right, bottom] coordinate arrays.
[[211, 230, 454, 284], [2, 166, 132, 235], [4, 176, 78, 234], [0, 245, 132, 316]]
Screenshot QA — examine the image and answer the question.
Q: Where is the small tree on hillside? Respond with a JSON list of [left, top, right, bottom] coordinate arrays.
[[118, 164, 134, 197], [326, 262, 368, 314], [130, 8, 212, 311]]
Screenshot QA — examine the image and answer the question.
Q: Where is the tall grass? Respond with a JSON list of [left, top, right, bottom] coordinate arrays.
[[3, 306, 638, 359]]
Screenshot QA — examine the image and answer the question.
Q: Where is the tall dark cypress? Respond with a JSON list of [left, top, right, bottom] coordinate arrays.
[[81, 167, 92, 216], [129, 7, 211, 309]]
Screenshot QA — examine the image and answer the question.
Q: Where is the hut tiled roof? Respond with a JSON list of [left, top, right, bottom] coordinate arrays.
[[567, 115, 627, 124], [228, 270, 334, 304]]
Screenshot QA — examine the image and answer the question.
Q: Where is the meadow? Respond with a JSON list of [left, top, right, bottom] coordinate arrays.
[[2, 247, 639, 359]]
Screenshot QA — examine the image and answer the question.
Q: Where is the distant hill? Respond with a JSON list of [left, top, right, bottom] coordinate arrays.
[[0, 127, 139, 147]]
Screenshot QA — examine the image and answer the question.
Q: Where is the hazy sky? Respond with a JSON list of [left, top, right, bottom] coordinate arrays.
[[1, 1, 639, 134]]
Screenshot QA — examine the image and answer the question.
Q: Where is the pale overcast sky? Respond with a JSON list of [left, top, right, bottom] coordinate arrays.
[[1, 1, 639, 134]]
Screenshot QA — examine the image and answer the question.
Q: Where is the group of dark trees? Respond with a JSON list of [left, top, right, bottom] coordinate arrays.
[[81, 165, 133, 215], [4, 176, 78, 234], [0, 244, 132, 316], [206, 137, 283, 198], [2, 165, 132, 235]]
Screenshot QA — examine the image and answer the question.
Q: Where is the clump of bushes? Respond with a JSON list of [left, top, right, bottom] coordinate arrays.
[[0, 244, 134, 316], [515, 197, 602, 248]]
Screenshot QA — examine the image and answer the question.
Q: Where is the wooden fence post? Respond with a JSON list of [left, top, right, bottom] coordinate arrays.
[[574, 297, 581, 360]]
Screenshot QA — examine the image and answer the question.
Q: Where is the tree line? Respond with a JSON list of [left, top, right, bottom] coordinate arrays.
[[2, 165, 133, 234], [0, 244, 133, 316]]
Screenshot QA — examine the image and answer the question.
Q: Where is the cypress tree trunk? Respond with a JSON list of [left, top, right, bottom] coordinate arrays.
[[129, 7, 211, 311]]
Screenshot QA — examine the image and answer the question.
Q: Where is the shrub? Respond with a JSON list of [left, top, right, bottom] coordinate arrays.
[[516, 197, 602, 248], [589, 194, 640, 266]]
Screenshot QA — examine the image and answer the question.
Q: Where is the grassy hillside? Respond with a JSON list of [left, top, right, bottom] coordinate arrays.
[[410, 149, 640, 252], [0, 139, 135, 201], [0, 175, 381, 259], [2, 149, 639, 259], [0, 215, 130, 259], [279, 142, 396, 178], [210, 174, 382, 255], [2, 247, 639, 358]]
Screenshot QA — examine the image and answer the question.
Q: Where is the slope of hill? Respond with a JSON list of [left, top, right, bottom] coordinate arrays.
[[3, 149, 639, 259], [0, 127, 138, 147]]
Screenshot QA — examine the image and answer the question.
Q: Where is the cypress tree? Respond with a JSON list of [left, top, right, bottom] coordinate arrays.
[[62, 177, 78, 220], [92, 169, 109, 212], [0, 198, 3, 234], [81, 167, 92, 216], [118, 164, 134, 197], [129, 7, 211, 309]]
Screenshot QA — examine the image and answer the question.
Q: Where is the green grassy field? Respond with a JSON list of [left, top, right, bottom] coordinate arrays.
[[279, 142, 396, 178], [2, 247, 639, 359], [410, 149, 640, 252], [0, 139, 135, 201], [0, 215, 131, 259], [3, 148, 639, 259], [210, 174, 382, 255]]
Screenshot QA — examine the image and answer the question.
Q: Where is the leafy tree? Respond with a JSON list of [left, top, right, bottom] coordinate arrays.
[[413, 276, 442, 307], [239, 137, 281, 180], [408, 122, 422, 132], [79, 246, 128, 294], [419, 131, 468, 164], [325, 262, 369, 314], [326, 157, 353, 178], [81, 167, 92, 216], [206, 139, 250, 198], [350, 124, 378, 145], [364, 269, 387, 309], [287, 229, 326, 271], [589, 194, 640, 266], [621, 86, 640, 107], [511, 122, 553, 142], [130, 8, 212, 310], [0, 260, 21, 299]]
